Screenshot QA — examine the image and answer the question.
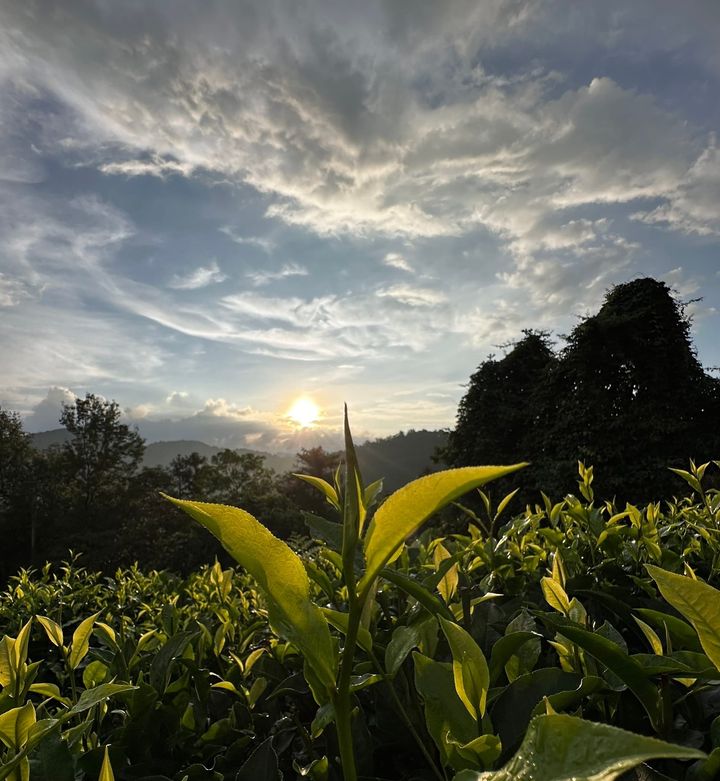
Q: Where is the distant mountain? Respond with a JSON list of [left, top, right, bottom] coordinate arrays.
[[29, 428, 72, 449], [29, 430, 296, 475], [29, 428, 448, 490], [356, 429, 449, 493], [143, 440, 295, 475]]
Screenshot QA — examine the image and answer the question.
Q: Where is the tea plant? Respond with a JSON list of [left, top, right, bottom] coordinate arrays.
[[2, 436, 720, 779], [164, 411, 712, 781]]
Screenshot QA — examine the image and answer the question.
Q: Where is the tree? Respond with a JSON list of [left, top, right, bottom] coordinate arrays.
[[60, 394, 145, 527], [0, 408, 33, 577], [441, 330, 556, 502], [445, 279, 720, 505], [168, 452, 209, 499], [280, 446, 343, 520], [204, 450, 274, 506], [538, 278, 720, 500]]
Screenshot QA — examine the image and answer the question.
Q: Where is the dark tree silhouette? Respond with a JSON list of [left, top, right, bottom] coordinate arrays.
[[537, 278, 720, 501], [59, 394, 145, 535], [444, 279, 720, 504]]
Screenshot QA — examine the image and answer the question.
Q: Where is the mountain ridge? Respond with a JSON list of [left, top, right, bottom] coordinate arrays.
[[30, 428, 449, 492]]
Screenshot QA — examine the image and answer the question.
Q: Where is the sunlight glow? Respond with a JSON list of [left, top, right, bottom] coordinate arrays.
[[288, 397, 320, 428]]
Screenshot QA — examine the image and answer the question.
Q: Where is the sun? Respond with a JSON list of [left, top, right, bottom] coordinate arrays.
[[288, 397, 320, 428]]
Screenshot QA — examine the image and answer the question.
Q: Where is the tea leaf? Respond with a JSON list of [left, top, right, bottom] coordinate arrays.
[[99, 746, 115, 781], [646, 565, 720, 672], [69, 611, 101, 670], [552, 623, 662, 729], [36, 616, 63, 648], [163, 496, 336, 690], [293, 474, 341, 511], [69, 683, 138, 714], [361, 464, 526, 593], [439, 616, 489, 720], [0, 703, 35, 750], [236, 736, 282, 781], [413, 652, 477, 769], [455, 714, 705, 780]]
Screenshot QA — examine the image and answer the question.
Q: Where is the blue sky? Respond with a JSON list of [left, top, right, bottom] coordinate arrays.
[[1, 1, 719, 451]]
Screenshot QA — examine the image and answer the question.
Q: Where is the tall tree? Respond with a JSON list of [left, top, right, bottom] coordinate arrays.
[[280, 446, 342, 519], [60, 394, 145, 524], [538, 278, 720, 500], [442, 330, 556, 501], [445, 278, 720, 505], [0, 408, 33, 576]]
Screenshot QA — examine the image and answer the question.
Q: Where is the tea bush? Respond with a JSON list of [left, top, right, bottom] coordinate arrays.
[[1, 424, 720, 780]]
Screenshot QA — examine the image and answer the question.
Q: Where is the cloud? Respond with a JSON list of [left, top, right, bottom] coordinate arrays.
[[631, 139, 720, 236], [0, 273, 34, 307], [220, 227, 276, 253], [246, 263, 308, 286], [376, 284, 447, 307], [169, 260, 227, 290], [99, 155, 194, 178], [0, 2, 705, 254], [24, 386, 78, 431], [383, 252, 413, 272], [1, 0, 720, 431]]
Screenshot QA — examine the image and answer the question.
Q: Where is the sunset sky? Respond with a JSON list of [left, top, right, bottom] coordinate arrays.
[[1, 1, 719, 451]]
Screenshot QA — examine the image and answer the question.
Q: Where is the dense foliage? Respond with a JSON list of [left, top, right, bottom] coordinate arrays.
[[443, 278, 720, 504], [2, 447, 720, 780]]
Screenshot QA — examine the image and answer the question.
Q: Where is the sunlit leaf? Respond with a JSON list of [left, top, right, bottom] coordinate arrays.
[[647, 565, 720, 672], [361, 464, 527, 593], [99, 745, 115, 781], [0, 703, 35, 750], [455, 714, 705, 780], [163, 496, 336, 689], [69, 612, 101, 670], [293, 474, 341, 511], [440, 617, 489, 720]]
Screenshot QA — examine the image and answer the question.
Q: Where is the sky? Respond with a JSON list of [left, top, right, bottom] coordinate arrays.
[[1, 1, 719, 452]]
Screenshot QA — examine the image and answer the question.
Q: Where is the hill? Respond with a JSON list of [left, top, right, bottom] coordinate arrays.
[[29, 428, 448, 491], [143, 440, 295, 475], [356, 429, 448, 492], [29, 430, 296, 475]]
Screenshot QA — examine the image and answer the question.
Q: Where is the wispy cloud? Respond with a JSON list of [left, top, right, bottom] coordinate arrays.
[[383, 252, 413, 272], [2, 0, 720, 439], [220, 227, 275, 253], [169, 261, 227, 290], [100, 155, 193, 179], [247, 263, 308, 286], [376, 284, 446, 307]]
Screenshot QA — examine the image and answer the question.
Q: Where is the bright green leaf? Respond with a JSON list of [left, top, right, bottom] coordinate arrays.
[[0, 703, 35, 750], [163, 496, 336, 690], [99, 745, 115, 781], [439, 616, 489, 720], [36, 616, 63, 648], [28, 682, 71, 706], [293, 474, 341, 511], [69, 612, 101, 670], [361, 464, 526, 594], [646, 565, 720, 672], [455, 714, 705, 781], [541, 577, 571, 615]]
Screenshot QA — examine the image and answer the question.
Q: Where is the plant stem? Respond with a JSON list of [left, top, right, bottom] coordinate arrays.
[[335, 593, 362, 781], [368, 649, 447, 781]]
